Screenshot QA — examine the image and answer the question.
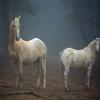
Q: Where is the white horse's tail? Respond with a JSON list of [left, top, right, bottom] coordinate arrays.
[[59, 51, 62, 56]]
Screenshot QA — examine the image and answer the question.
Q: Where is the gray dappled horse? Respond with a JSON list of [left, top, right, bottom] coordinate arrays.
[[60, 38, 100, 90]]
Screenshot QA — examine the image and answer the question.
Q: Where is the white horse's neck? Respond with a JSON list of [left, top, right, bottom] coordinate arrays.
[[8, 28, 17, 50]]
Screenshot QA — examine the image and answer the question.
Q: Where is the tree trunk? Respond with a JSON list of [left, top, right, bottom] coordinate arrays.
[[3, 1, 10, 55]]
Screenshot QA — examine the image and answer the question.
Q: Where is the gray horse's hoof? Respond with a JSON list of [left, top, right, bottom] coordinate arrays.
[[16, 82, 23, 89]]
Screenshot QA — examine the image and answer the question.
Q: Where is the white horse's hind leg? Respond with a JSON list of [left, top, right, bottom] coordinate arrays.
[[41, 57, 46, 88], [61, 62, 64, 84], [36, 59, 41, 89], [19, 62, 23, 88], [85, 65, 92, 89]]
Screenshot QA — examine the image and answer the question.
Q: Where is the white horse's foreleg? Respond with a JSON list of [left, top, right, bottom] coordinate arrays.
[[85, 65, 92, 89], [15, 62, 20, 88], [41, 57, 46, 88], [11, 60, 19, 88], [15, 59, 23, 88]]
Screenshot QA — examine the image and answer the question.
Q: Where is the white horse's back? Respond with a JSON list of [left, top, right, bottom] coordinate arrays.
[[15, 38, 47, 64]]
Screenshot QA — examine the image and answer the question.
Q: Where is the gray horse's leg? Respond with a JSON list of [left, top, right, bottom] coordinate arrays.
[[64, 67, 71, 91], [85, 65, 92, 89], [41, 57, 46, 88]]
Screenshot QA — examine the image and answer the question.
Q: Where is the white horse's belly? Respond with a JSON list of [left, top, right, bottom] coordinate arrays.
[[23, 54, 38, 64], [23, 48, 39, 64]]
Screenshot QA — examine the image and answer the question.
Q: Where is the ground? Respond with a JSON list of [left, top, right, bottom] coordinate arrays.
[[0, 50, 100, 100]]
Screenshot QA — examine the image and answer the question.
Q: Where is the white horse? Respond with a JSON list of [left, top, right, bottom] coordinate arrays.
[[8, 16, 47, 89], [60, 38, 100, 90]]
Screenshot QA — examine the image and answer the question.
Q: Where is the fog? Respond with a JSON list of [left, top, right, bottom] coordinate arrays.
[[0, 0, 100, 55], [20, 0, 100, 55], [0, 0, 100, 78]]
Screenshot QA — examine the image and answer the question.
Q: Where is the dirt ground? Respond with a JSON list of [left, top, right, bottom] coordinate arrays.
[[0, 53, 100, 100]]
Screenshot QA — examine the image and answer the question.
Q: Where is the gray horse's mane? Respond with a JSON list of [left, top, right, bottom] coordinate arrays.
[[87, 39, 96, 50]]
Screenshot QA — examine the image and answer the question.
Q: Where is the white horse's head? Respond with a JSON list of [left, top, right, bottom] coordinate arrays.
[[10, 16, 20, 41], [95, 38, 100, 52]]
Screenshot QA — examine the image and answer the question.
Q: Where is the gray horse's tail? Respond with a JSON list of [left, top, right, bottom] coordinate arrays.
[[59, 51, 64, 80]]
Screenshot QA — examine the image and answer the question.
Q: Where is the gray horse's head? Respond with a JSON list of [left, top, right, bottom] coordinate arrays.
[[95, 38, 100, 52]]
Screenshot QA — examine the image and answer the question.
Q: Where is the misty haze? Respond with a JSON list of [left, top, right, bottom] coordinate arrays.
[[0, 0, 100, 100]]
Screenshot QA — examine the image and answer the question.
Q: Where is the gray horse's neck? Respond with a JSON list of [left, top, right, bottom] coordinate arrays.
[[88, 39, 96, 53]]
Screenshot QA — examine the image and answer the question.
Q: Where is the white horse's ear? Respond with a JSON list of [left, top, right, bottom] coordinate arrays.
[[12, 16, 15, 21], [18, 16, 20, 20]]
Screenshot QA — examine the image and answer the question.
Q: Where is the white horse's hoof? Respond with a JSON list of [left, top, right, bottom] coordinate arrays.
[[64, 85, 71, 92], [85, 85, 90, 90], [43, 85, 46, 89], [19, 82, 23, 88], [16, 81, 19, 89]]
